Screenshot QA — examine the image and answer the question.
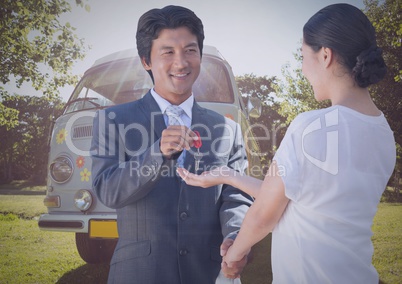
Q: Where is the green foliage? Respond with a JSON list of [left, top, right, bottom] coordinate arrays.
[[363, 0, 402, 146], [0, 88, 19, 129], [381, 185, 402, 202], [0, 95, 65, 183], [397, 143, 402, 173], [0, 0, 89, 97], [364, 0, 402, 80], [275, 0, 401, 152], [0, 179, 46, 192], [274, 48, 330, 124], [235, 74, 287, 168], [236, 73, 277, 105]]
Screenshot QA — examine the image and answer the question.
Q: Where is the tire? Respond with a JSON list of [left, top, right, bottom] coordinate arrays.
[[75, 232, 117, 264]]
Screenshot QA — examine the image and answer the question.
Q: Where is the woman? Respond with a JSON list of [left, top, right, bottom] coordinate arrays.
[[177, 4, 396, 283]]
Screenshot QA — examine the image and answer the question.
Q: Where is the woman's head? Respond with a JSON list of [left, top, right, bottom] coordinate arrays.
[[303, 3, 386, 88]]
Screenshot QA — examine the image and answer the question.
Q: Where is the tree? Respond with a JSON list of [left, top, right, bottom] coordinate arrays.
[[0, 95, 64, 183], [363, 0, 402, 146], [274, 0, 401, 185], [235, 74, 287, 169], [275, 0, 401, 146], [0, 91, 19, 130], [274, 48, 331, 125], [0, 0, 89, 127]]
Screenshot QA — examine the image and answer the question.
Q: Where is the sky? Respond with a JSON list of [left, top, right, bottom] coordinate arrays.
[[6, 0, 365, 101]]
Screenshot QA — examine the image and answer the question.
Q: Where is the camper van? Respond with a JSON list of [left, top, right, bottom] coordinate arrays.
[[38, 46, 262, 264]]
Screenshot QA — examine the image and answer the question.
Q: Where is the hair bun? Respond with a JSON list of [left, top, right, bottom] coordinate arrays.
[[353, 46, 387, 88]]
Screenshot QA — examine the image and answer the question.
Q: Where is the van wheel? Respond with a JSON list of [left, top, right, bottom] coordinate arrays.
[[75, 233, 117, 264]]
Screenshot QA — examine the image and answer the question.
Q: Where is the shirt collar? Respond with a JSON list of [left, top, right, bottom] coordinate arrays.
[[151, 88, 194, 120]]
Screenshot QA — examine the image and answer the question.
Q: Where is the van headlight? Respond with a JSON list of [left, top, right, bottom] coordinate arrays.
[[50, 155, 73, 183], [74, 189, 93, 212]]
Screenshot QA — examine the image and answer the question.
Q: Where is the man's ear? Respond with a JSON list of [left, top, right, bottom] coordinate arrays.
[[141, 57, 151, 70], [322, 47, 333, 68]]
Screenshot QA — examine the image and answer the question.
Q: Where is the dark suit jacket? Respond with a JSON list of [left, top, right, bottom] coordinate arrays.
[[91, 92, 253, 284]]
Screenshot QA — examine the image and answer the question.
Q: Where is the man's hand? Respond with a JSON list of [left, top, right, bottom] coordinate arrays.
[[160, 126, 196, 158], [220, 238, 248, 279]]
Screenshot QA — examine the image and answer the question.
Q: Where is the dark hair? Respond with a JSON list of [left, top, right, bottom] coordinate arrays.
[[136, 5, 204, 81], [303, 3, 387, 87]]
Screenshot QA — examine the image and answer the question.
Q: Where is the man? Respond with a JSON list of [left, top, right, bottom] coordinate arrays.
[[91, 5, 253, 284]]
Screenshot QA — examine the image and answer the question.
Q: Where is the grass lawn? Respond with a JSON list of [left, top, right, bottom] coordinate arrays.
[[372, 203, 402, 284], [0, 195, 400, 284], [0, 195, 109, 284], [0, 180, 46, 193]]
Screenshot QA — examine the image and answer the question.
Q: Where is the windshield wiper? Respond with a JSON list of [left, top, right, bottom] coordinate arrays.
[[65, 97, 102, 109]]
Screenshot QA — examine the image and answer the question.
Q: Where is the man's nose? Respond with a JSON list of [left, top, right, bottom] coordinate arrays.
[[173, 52, 189, 68]]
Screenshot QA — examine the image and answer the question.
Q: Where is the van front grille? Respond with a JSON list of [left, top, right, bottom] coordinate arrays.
[[72, 125, 93, 139]]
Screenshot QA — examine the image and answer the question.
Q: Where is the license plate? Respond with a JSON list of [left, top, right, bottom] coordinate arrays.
[[89, 220, 118, 238]]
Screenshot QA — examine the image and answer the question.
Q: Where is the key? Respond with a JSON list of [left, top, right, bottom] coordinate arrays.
[[194, 152, 202, 172], [193, 131, 202, 172]]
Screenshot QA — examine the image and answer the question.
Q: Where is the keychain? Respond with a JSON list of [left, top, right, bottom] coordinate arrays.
[[193, 131, 202, 172]]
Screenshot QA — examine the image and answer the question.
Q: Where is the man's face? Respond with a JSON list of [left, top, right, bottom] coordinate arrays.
[[142, 27, 201, 105]]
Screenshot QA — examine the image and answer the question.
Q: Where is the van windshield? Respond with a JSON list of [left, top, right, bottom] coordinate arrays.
[[64, 56, 234, 114]]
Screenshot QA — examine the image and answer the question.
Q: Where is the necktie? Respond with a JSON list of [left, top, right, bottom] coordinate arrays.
[[165, 105, 184, 126], [165, 105, 185, 167]]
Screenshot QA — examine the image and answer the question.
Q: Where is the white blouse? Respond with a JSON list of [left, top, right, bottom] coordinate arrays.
[[272, 105, 396, 283]]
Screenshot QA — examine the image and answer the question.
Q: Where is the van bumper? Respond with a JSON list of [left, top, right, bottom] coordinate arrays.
[[38, 213, 117, 235]]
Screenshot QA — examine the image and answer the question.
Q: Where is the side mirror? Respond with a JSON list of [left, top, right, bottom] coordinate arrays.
[[247, 97, 262, 118]]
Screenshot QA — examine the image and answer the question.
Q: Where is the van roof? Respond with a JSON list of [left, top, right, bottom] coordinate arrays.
[[92, 45, 225, 68]]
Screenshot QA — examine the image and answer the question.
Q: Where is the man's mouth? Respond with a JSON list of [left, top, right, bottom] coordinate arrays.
[[171, 72, 190, 78]]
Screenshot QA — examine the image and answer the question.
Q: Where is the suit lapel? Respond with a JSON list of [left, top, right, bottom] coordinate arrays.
[[139, 92, 166, 141], [191, 101, 208, 132]]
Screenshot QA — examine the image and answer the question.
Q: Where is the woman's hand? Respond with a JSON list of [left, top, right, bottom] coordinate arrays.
[[222, 245, 250, 279], [220, 239, 250, 279], [176, 166, 233, 188]]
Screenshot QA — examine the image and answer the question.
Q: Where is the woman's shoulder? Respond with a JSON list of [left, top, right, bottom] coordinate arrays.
[[288, 107, 332, 130]]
